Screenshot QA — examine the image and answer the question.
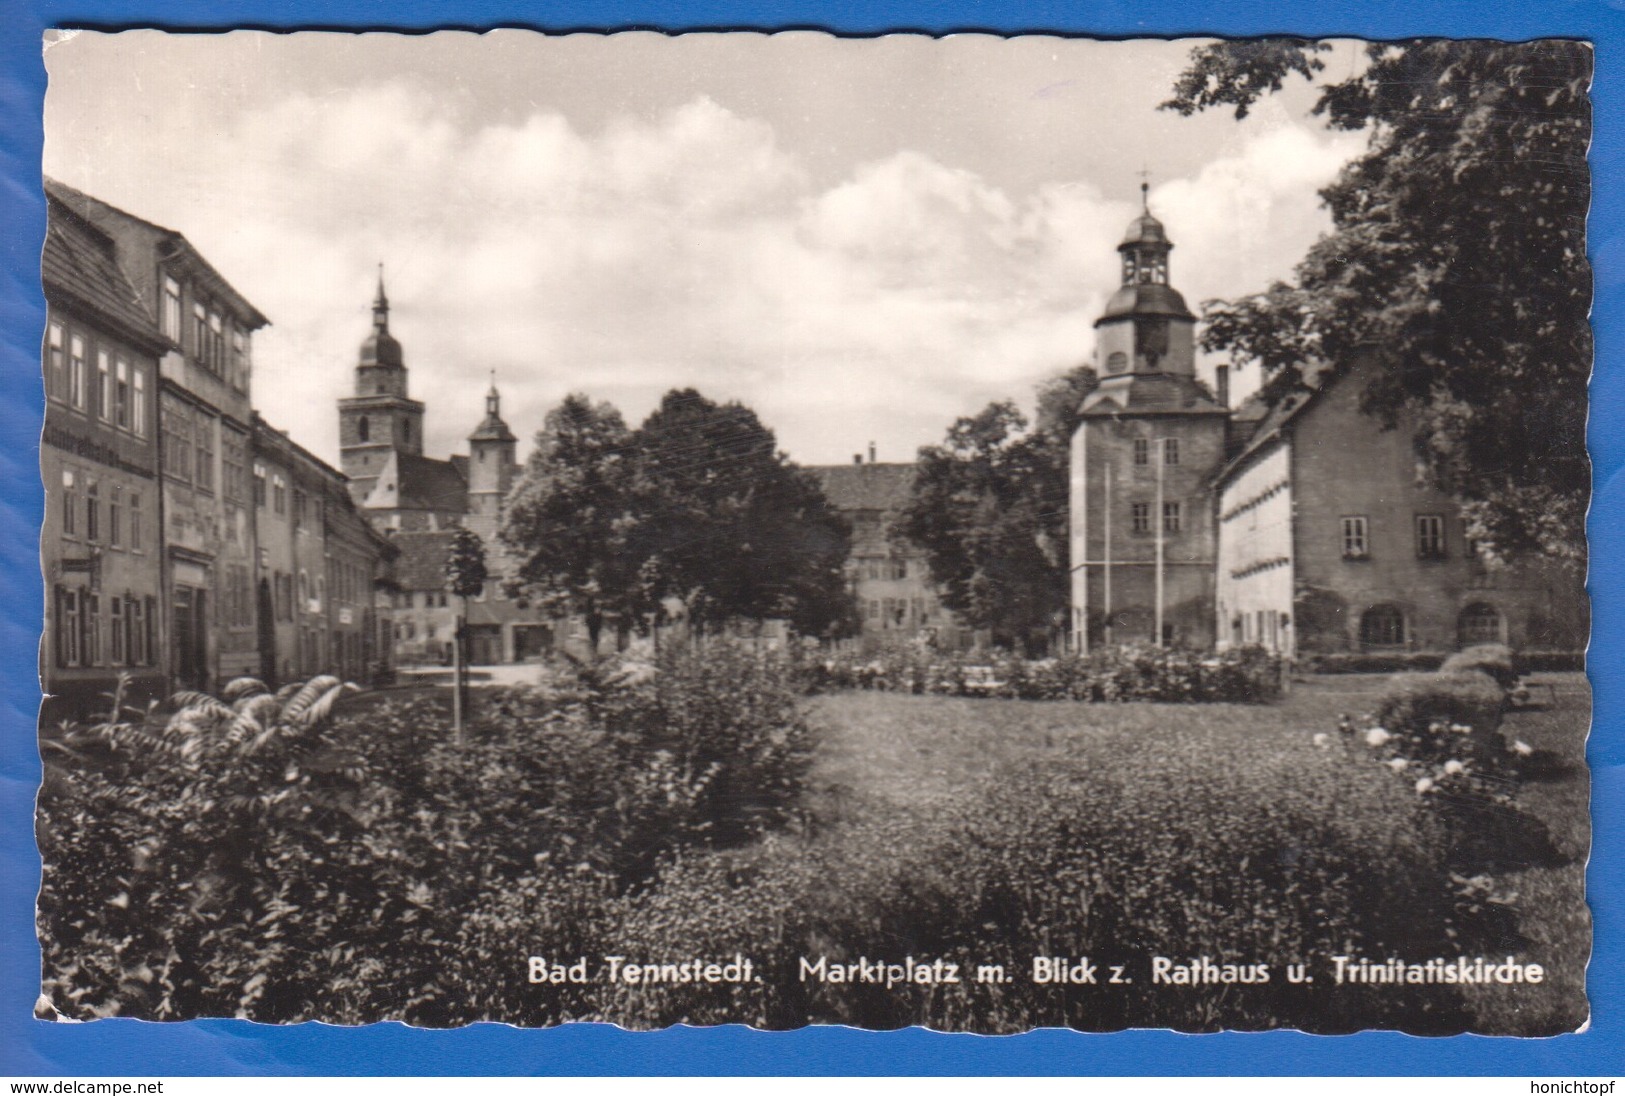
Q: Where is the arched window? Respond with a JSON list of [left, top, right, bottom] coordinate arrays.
[[1458, 603, 1503, 647], [1360, 604, 1406, 650], [357, 416, 369, 442]]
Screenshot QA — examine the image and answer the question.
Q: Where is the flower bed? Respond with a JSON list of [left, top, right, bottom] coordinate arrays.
[[804, 643, 1283, 704]]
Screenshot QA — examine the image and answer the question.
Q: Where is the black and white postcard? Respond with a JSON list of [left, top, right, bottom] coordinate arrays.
[[34, 31, 1592, 1035]]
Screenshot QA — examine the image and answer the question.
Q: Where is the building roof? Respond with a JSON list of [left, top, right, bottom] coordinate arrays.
[[44, 178, 270, 330], [359, 271, 404, 368], [389, 530, 456, 590], [805, 462, 917, 512], [1214, 361, 1339, 484], [1080, 372, 1229, 417], [1120, 210, 1170, 248], [42, 194, 168, 353], [396, 452, 469, 512], [1097, 282, 1195, 323]]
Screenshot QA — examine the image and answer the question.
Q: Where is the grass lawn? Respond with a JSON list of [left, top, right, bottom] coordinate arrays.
[[804, 671, 1591, 1034]]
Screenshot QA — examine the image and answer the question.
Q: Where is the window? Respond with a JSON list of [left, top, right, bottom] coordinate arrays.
[[1458, 603, 1503, 646], [163, 402, 193, 481], [110, 596, 124, 663], [61, 467, 77, 537], [131, 369, 147, 437], [272, 474, 287, 515], [56, 586, 80, 667], [96, 350, 113, 422], [84, 592, 101, 665], [161, 277, 183, 340], [114, 359, 130, 429], [403, 418, 411, 443], [129, 491, 143, 551], [69, 334, 86, 410], [209, 311, 224, 369], [358, 416, 370, 443], [1131, 501, 1151, 534], [193, 302, 209, 365], [1163, 437, 1179, 466], [1341, 516, 1369, 559], [1360, 604, 1406, 649], [293, 488, 307, 529], [1162, 501, 1182, 534], [222, 428, 246, 503], [1416, 513, 1446, 559], [253, 461, 267, 508], [45, 322, 65, 401], [128, 596, 146, 666], [231, 328, 250, 389], [85, 477, 99, 543], [194, 416, 215, 493], [1133, 438, 1149, 466], [109, 485, 122, 548]]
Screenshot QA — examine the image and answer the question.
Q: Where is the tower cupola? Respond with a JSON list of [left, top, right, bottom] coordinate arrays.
[[1094, 182, 1197, 377], [358, 265, 404, 370]]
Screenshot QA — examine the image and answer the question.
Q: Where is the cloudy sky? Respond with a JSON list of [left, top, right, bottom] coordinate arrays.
[[43, 31, 1365, 468]]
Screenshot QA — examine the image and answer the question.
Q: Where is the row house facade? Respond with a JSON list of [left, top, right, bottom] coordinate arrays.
[[41, 189, 170, 721], [43, 180, 395, 718]]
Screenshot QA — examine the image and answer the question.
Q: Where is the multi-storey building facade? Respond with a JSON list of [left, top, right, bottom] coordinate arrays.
[[806, 457, 964, 650], [41, 188, 170, 720], [44, 181, 396, 703], [48, 180, 270, 692], [1069, 191, 1588, 657]]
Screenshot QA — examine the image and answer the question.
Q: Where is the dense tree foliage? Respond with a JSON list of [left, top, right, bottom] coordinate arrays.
[[898, 365, 1097, 653], [629, 388, 856, 638], [1164, 39, 1591, 564], [500, 395, 641, 650], [500, 389, 856, 644]]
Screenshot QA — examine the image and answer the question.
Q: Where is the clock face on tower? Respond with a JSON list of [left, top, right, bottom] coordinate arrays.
[[1106, 351, 1129, 375]]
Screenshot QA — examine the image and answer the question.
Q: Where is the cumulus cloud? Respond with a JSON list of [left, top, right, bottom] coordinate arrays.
[[46, 54, 1359, 467]]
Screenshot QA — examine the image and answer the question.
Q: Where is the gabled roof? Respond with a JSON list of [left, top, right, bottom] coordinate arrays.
[[389, 530, 457, 591], [1080, 372, 1228, 417], [1214, 361, 1339, 484], [364, 450, 468, 514], [805, 462, 917, 513], [42, 194, 168, 353], [44, 178, 270, 330]]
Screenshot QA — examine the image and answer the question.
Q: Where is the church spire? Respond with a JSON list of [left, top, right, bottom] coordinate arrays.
[[372, 263, 390, 331]]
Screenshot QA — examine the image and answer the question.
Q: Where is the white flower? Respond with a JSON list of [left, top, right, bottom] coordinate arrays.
[[1387, 758, 1409, 772], [1365, 728, 1392, 748], [1451, 723, 1472, 735], [1312, 732, 1330, 748], [1443, 759, 1466, 776], [1512, 739, 1535, 757], [1415, 777, 1435, 794]]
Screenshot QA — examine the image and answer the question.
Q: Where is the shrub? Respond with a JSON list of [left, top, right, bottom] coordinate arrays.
[[1298, 651, 1444, 675], [1441, 644, 1518, 691], [1372, 671, 1505, 758], [600, 729, 1489, 1033]]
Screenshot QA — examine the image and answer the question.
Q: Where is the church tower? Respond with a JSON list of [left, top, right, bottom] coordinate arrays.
[[337, 268, 427, 505], [1069, 186, 1228, 650], [464, 380, 518, 541]]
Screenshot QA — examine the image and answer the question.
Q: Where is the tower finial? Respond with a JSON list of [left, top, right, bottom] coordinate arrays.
[[372, 263, 389, 328], [1136, 167, 1151, 211]]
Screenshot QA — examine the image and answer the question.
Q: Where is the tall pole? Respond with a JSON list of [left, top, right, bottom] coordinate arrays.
[[452, 594, 466, 745], [1103, 462, 1113, 647], [1077, 430, 1089, 655], [1155, 439, 1166, 648]]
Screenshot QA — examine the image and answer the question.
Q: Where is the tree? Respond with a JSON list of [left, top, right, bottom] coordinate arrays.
[[899, 363, 1099, 654], [443, 526, 486, 741], [629, 388, 856, 638], [499, 395, 640, 652], [1164, 39, 1591, 565]]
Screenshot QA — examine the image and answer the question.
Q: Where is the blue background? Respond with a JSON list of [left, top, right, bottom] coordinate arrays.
[[1, 0, 1620, 1077]]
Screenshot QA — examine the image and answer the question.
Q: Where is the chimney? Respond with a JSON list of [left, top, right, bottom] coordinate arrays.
[[1215, 365, 1230, 408], [853, 453, 863, 465], [868, 441, 877, 463]]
